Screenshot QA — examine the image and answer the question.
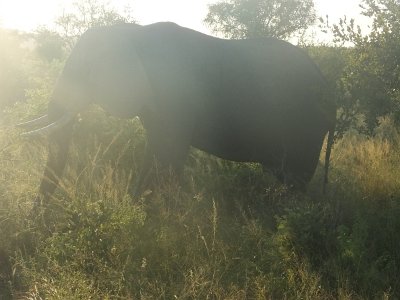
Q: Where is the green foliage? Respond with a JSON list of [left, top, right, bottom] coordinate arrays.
[[34, 28, 65, 62], [5, 59, 63, 124], [55, 0, 135, 50], [306, 45, 367, 137], [0, 29, 31, 110], [332, 0, 400, 133], [0, 27, 66, 116], [204, 0, 316, 39]]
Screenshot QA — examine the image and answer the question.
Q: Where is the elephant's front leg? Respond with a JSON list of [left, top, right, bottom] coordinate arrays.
[[132, 124, 191, 197]]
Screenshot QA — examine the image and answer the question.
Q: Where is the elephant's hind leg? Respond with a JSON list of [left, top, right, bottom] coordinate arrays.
[[282, 136, 325, 191]]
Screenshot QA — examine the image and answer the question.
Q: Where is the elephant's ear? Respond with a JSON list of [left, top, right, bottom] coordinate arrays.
[[49, 39, 93, 115], [87, 46, 157, 116], [127, 50, 156, 111]]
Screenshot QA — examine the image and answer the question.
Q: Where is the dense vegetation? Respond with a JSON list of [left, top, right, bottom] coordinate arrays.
[[1, 0, 400, 298]]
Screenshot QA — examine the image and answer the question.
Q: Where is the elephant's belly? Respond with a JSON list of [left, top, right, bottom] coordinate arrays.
[[192, 130, 281, 163], [191, 108, 286, 163]]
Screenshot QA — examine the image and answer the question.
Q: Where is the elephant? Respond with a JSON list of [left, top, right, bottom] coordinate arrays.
[[19, 22, 336, 202]]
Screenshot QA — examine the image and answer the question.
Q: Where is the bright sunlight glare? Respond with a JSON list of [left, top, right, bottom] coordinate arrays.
[[0, 0, 369, 36], [0, 0, 62, 31]]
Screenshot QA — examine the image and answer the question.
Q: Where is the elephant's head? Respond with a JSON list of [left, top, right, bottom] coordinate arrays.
[[20, 23, 151, 136], [18, 24, 153, 203]]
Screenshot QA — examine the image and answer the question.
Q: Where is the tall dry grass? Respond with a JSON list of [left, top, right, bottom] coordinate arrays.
[[1, 114, 400, 299]]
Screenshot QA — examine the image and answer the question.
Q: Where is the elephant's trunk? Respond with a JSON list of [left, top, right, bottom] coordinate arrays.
[[35, 120, 74, 205]]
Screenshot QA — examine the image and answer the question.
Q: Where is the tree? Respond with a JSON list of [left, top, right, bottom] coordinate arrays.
[[35, 27, 65, 61], [204, 0, 316, 39], [332, 0, 400, 133], [55, 0, 135, 49]]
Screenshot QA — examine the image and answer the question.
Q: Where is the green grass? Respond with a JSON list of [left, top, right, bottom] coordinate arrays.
[[1, 112, 400, 299]]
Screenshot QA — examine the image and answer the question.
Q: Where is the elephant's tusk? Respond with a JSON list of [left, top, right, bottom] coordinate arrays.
[[16, 114, 49, 129], [21, 113, 74, 137]]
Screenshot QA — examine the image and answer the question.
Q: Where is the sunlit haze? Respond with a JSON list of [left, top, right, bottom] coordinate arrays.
[[0, 0, 369, 37]]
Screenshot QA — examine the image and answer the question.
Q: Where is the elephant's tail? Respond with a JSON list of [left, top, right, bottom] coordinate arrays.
[[323, 123, 335, 194]]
